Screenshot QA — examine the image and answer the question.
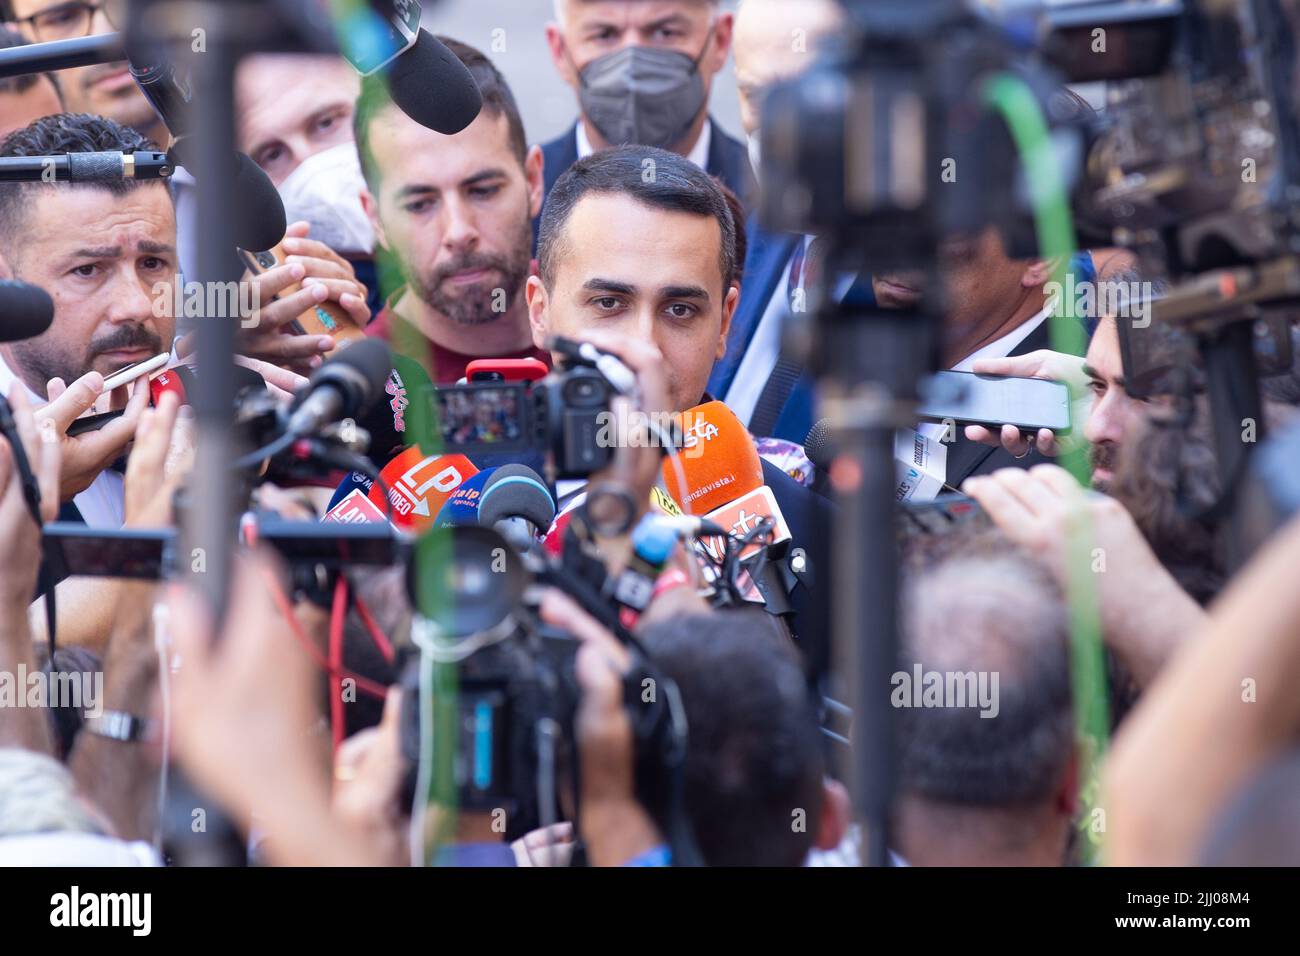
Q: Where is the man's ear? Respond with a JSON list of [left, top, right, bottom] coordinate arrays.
[[715, 284, 739, 361], [545, 23, 579, 88], [360, 187, 389, 252], [815, 778, 852, 852], [707, 12, 735, 76], [1021, 257, 1062, 289], [525, 274, 549, 350], [525, 145, 545, 220]]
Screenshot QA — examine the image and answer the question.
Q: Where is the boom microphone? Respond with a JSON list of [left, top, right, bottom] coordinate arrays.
[[0, 152, 172, 182], [386, 29, 484, 135], [0, 281, 54, 341]]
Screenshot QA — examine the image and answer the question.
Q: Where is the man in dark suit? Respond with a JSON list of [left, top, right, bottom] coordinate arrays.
[[535, 0, 754, 250], [526, 144, 831, 675]]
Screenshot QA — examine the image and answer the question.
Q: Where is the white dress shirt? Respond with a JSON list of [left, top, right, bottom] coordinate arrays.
[[0, 350, 125, 528], [576, 117, 714, 171]]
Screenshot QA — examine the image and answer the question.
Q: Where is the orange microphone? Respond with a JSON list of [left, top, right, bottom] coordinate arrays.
[[660, 400, 765, 515]]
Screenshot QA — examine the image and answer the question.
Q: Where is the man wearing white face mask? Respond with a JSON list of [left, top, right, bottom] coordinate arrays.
[[537, 0, 754, 248], [235, 53, 382, 317]]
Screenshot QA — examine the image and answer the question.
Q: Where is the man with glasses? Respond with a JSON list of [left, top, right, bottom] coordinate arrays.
[[3, 0, 165, 145]]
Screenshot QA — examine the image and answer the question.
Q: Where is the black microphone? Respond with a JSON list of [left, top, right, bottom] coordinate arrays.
[[804, 418, 835, 498], [0, 281, 54, 341], [286, 339, 393, 439], [334, 0, 481, 134], [385, 29, 483, 135], [0, 152, 172, 183], [477, 464, 556, 553], [124, 45, 287, 251]]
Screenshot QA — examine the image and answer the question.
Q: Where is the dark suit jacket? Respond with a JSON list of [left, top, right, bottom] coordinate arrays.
[[762, 457, 834, 684], [533, 117, 757, 252]]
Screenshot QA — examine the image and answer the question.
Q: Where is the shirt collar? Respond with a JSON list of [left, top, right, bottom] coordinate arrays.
[[575, 117, 713, 172]]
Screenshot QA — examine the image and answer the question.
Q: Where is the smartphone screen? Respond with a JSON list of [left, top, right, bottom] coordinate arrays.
[[917, 370, 1071, 432], [432, 383, 530, 454]]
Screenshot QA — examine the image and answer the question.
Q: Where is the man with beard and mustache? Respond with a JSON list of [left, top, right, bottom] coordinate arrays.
[[354, 38, 550, 383], [0, 113, 176, 528], [963, 271, 1171, 493]]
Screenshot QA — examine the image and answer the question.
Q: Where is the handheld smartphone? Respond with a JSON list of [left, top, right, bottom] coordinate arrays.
[[42, 523, 175, 582], [917, 370, 1071, 433], [237, 246, 366, 347], [101, 352, 171, 392]]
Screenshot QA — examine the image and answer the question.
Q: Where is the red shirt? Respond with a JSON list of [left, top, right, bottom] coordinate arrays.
[[365, 289, 552, 384]]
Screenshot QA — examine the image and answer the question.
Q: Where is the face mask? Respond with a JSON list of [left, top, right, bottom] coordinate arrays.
[[276, 142, 376, 256], [574, 32, 712, 150]]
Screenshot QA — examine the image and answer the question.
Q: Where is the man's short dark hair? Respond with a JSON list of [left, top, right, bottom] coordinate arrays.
[[640, 610, 825, 867], [0, 113, 164, 256], [538, 145, 737, 293], [353, 36, 526, 188], [0, 24, 60, 99]]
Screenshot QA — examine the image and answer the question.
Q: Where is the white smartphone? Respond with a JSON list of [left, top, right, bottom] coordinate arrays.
[[101, 352, 171, 393], [917, 370, 1072, 433]]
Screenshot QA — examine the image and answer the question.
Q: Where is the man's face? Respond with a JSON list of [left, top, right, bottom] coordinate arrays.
[[362, 105, 542, 326], [236, 55, 360, 187], [1082, 317, 1146, 492], [10, 1, 158, 136], [1, 185, 177, 393], [0, 74, 62, 142], [526, 192, 738, 414], [548, 0, 731, 98], [733, 0, 840, 137], [872, 228, 1040, 335]]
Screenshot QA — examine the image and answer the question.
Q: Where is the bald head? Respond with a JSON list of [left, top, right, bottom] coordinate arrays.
[[734, 0, 842, 136]]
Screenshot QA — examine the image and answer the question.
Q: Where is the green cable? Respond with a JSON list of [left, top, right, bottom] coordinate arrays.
[[982, 73, 1110, 861]]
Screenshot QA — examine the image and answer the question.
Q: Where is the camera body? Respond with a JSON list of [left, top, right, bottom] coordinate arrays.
[[429, 364, 616, 478]]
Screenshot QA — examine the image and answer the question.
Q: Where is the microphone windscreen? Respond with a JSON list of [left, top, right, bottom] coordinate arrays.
[[804, 417, 835, 468], [327, 470, 375, 513], [662, 400, 764, 515], [151, 363, 267, 408], [233, 152, 288, 251], [478, 464, 555, 530], [432, 466, 497, 527], [386, 30, 483, 135], [303, 337, 393, 421], [0, 281, 54, 342], [356, 351, 433, 466], [369, 447, 479, 533]]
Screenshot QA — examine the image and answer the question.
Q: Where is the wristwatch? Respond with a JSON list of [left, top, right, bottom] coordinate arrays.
[[82, 711, 151, 743]]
